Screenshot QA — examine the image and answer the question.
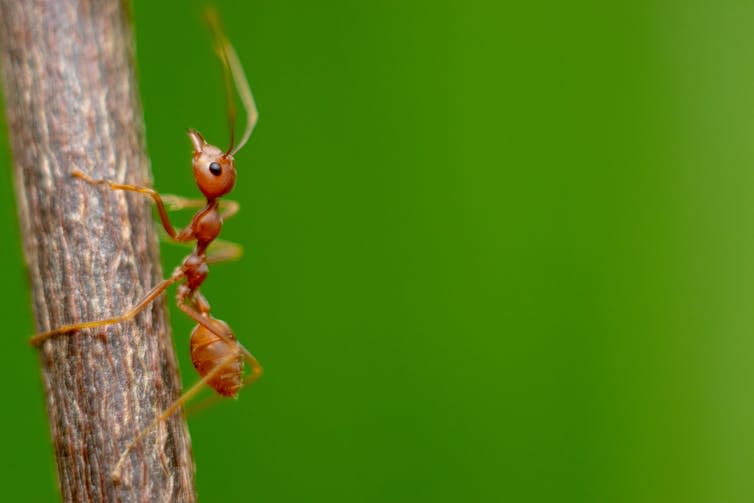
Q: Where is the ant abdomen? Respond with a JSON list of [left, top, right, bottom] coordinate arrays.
[[190, 317, 244, 397]]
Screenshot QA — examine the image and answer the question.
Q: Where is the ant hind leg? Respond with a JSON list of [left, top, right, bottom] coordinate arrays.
[[176, 297, 263, 417], [185, 343, 263, 417], [110, 348, 244, 483], [159, 194, 240, 220], [176, 301, 263, 381]]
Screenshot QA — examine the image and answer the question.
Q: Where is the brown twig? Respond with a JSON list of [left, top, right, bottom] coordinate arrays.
[[0, 0, 196, 501]]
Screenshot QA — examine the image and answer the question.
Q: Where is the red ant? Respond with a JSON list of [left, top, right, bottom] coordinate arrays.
[[28, 11, 261, 483]]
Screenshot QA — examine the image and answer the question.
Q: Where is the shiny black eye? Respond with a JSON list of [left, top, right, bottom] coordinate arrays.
[[209, 162, 222, 176]]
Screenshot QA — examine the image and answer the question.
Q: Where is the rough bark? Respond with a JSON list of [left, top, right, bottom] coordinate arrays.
[[0, 1, 196, 501]]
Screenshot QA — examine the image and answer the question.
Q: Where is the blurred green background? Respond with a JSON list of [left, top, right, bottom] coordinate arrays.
[[4, 0, 754, 501]]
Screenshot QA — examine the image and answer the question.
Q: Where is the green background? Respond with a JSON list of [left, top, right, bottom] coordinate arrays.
[[3, 0, 754, 501]]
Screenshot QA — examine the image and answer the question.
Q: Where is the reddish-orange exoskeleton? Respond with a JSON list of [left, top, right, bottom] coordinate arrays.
[[29, 11, 261, 482]]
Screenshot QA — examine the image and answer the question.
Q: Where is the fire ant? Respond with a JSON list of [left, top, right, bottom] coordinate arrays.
[[28, 11, 261, 483]]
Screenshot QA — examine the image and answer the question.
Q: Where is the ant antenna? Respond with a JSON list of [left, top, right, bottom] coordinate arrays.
[[205, 7, 259, 157]]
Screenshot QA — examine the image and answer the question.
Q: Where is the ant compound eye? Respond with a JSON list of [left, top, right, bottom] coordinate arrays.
[[209, 162, 222, 176]]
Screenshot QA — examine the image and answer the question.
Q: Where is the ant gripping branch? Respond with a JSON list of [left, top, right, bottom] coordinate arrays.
[[28, 11, 261, 483]]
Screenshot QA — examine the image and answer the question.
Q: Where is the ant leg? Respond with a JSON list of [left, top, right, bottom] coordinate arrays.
[[229, 340, 263, 386], [159, 194, 206, 211], [206, 239, 243, 264], [155, 230, 242, 261], [29, 271, 184, 347], [72, 170, 192, 241], [219, 199, 240, 220], [161, 194, 240, 221], [177, 301, 263, 384], [110, 348, 242, 483], [172, 296, 264, 446], [185, 352, 264, 417]]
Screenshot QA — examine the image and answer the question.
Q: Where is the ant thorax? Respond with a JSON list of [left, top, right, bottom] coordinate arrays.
[[191, 201, 223, 252]]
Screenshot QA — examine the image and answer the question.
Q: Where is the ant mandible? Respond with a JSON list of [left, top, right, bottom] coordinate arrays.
[[28, 11, 261, 483]]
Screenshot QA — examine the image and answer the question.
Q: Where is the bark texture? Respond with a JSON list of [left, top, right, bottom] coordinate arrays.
[[0, 1, 196, 501]]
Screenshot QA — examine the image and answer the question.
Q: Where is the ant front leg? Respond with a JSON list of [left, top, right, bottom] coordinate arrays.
[[160, 194, 206, 211], [219, 199, 240, 220], [161, 194, 240, 220], [72, 170, 194, 242]]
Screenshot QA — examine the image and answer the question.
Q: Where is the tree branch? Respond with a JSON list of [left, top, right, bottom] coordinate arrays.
[[0, 0, 196, 501]]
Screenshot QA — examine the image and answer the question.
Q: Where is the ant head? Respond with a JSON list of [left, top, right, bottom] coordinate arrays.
[[188, 129, 237, 199]]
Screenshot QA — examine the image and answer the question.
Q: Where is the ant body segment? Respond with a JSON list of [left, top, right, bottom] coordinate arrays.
[[29, 12, 261, 483]]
